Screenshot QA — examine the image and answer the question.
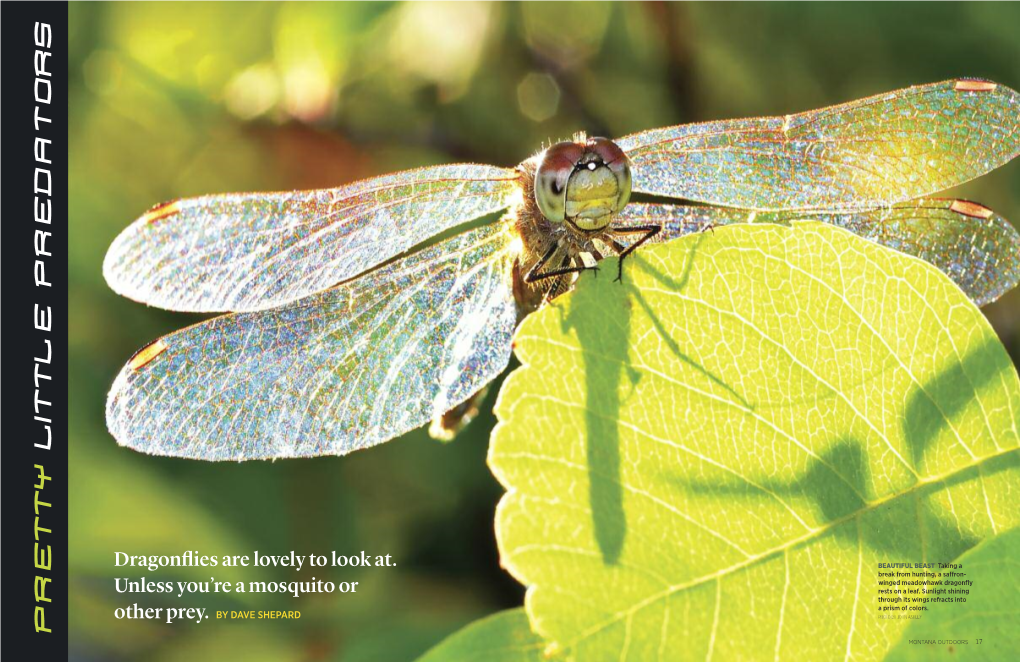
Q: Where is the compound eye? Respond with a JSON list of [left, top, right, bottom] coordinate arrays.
[[588, 137, 632, 212], [535, 141, 584, 222]]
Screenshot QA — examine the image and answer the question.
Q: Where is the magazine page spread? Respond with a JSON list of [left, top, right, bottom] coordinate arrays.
[[2, 2, 1019, 661]]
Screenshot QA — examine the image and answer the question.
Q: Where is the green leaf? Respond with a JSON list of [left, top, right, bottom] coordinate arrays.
[[883, 527, 1020, 662], [415, 609, 558, 662], [489, 222, 1020, 661]]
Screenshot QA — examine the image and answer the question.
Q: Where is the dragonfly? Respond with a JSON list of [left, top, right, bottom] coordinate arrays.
[[105, 78, 1020, 461]]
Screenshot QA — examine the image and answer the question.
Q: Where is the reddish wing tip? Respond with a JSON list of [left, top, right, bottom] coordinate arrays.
[[954, 79, 997, 92], [949, 200, 995, 220], [128, 339, 169, 370], [140, 200, 182, 224]]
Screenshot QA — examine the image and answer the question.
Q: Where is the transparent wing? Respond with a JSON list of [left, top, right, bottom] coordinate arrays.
[[106, 223, 520, 460], [616, 200, 1020, 307], [618, 79, 1020, 211], [103, 164, 520, 313]]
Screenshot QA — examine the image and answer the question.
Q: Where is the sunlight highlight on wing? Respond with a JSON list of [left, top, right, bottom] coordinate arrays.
[[617, 200, 1020, 306], [106, 224, 520, 460], [103, 164, 520, 313], [619, 79, 1020, 211]]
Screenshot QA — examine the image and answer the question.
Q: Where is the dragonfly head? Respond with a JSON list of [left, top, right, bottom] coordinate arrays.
[[534, 136, 632, 231]]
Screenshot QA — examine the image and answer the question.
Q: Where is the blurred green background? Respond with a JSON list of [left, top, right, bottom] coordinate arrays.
[[68, 2, 1020, 660]]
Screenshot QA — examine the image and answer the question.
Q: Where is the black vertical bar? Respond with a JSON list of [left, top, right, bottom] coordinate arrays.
[[0, 3, 69, 658]]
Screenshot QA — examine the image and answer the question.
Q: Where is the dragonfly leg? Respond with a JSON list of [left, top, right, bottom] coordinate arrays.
[[524, 243, 599, 284], [608, 224, 662, 282], [544, 253, 577, 302]]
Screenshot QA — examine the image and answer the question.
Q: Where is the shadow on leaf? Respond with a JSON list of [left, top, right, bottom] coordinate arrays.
[[679, 434, 999, 561], [559, 261, 634, 565], [555, 234, 725, 565], [904, 335, 1012, 471], [629, 249, 753, 410]]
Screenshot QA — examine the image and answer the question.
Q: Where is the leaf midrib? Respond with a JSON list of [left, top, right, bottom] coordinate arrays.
[[554, 445, 1018, 651]]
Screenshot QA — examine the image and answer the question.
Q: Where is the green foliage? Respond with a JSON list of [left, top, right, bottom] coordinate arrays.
[[417, 609, 558, 662], [884, 527, 1020, 662], [489, 224, 1020, 660]]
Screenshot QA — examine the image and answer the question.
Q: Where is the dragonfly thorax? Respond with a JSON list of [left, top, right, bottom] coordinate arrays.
[[534, 136, 632, 232]]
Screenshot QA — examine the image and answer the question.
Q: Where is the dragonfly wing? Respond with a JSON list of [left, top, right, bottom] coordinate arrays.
[[104, 164, 520, 313], [617, 201, 1020, 307], [618, 79, 1020, 210], [106, 223, 520, 460]]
